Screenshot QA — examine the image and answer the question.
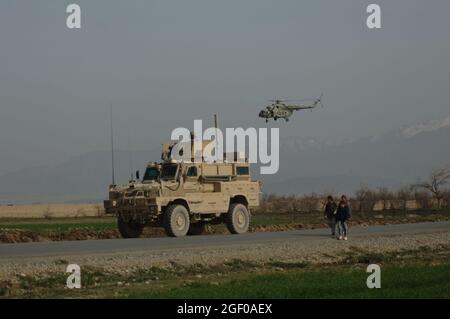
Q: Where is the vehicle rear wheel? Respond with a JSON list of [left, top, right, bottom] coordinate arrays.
[[225, 203, 250, 234], [188, 222, 205, 235], [117, 215, 144, 238], [163, 204, 190, 237]]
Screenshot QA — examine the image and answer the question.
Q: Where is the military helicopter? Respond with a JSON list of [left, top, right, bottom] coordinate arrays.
[[258, 94, 323, 122]]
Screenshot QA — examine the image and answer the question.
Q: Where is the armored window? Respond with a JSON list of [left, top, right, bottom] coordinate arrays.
[[143, 167, 159, 181], [161, 164, 178, 180], [186, 166, 198, 177], [236, 166, 249, 176]]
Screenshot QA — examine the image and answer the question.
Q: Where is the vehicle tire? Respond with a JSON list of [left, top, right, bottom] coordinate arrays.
[[117, 215, 144, 238], [163, 204, 190, 237], [225, 203, 250, 234], [188, 222, 205, 235]]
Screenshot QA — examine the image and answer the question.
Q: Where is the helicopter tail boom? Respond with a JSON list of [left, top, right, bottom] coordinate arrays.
[[289, 94, 323, 110]]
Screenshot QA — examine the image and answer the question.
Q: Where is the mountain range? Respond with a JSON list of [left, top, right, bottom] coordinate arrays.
[[1, 117, 449, 203]]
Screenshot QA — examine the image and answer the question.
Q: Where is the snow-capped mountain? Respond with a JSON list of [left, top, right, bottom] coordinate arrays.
[[401, 116, 450, 138], [261, 116, 450, 194]]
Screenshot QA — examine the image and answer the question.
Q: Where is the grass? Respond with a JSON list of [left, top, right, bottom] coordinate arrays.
[[128, 264, 450, 299], [251, 214, 301, 226], [0, 217, 116, 233]]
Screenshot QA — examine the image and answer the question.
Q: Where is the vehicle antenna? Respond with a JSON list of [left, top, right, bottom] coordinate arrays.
[[110, 104, 116, 185], [128, 130, 134, 181]]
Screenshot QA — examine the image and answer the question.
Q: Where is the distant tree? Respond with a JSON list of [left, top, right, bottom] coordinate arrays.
[[299, 193, 319, 213], [377, 187, 393, 210], [396, 186, 413, 210], [354, 185, 376, 212], [412, 189, 431, 209], [442, 189, 450, 209], [412, 168, 450, 209]]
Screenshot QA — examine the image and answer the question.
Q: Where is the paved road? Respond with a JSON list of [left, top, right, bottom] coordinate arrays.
[[1, 221, 449, 258]]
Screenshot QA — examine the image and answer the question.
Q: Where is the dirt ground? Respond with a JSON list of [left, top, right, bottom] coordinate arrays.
[[1, 210, 450, 243]]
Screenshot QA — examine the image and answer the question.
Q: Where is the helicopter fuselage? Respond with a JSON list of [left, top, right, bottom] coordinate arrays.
[[258, 95, 322, 122], [258, 104, 294, 122]]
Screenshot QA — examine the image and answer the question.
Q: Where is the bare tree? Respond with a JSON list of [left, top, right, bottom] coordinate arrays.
[[354, 185, 376, 212], [377, 187, 393, 210], [396, 186, 413, 210], [412, 168, 450, 209], [442, 189, 450, 209]]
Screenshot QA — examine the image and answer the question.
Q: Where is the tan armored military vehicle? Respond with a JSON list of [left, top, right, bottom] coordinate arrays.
[[104, 142, 261, 238]]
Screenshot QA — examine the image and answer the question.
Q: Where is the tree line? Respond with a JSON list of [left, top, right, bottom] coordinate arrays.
[[257, 168, 450, 213]]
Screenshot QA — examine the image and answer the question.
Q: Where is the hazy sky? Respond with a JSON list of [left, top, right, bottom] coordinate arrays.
[[1, 0, 449, 175]]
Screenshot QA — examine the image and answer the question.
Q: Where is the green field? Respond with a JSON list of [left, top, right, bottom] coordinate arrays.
[[128, 264, 450, 299], [0, 217, 117, 233]]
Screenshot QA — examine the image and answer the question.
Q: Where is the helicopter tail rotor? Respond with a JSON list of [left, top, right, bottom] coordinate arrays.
[[316, 93, 324, 108]]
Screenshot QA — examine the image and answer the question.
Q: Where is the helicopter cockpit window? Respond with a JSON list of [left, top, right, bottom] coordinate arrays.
[[186, 166, 198, 177]]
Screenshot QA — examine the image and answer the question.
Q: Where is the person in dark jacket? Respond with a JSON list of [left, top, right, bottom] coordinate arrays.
[[336, 195, 351, 240], [324, 195, 337, 237]]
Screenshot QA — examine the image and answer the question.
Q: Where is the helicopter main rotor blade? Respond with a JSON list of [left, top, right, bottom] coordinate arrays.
[[282, 98, 317, 102], [268, 97, 319, 103]]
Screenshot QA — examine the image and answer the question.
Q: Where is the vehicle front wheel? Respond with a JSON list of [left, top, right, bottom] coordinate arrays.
[[163, 204, 190, 237], [225, 203, 250, 234], [117, 215, 144, 238]]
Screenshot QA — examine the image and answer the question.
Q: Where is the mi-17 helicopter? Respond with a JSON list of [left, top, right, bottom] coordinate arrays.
[[258, 94, 323, 122]]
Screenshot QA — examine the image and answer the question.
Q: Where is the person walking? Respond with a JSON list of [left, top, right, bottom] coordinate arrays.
[[336, 195, 351, 240], [324, 195, 337, 237]]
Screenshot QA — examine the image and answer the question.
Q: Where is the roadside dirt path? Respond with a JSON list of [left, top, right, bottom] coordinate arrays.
[[0, 222, 448, 280]]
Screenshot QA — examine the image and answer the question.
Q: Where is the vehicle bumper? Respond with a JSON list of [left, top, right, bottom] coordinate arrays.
[[103, 200, 159, 217]]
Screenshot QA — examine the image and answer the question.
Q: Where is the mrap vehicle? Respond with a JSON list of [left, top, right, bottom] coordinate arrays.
[[104, 142, 262, 237]]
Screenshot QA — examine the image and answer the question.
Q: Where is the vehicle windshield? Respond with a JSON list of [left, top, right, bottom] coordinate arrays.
[[160, 164, 178, 180], [143, 167, 159, 181]]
